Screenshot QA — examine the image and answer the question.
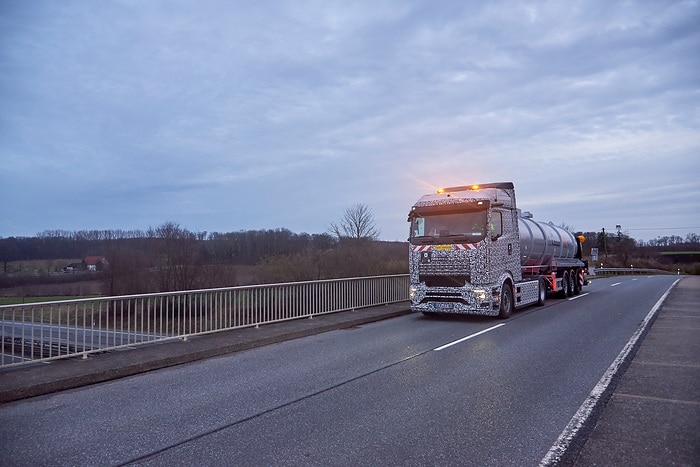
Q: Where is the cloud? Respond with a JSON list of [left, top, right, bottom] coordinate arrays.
[[1, 0, 698, 242]]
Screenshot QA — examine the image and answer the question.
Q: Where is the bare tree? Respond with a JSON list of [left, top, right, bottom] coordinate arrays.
[[148, 222, 203, 292], [329, 203, 381, 241]]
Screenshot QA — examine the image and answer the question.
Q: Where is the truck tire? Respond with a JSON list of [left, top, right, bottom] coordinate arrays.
[[499, 282, 514, 319], [537, 277, 547, 306], [558, 272, 569, 298], [567, 269, 575, 296]]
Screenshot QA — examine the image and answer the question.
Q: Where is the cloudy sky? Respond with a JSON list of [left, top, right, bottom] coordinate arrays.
[[2, 1, 699, 243]]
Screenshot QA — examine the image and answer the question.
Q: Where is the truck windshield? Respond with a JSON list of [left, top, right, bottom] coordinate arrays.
[[410, 209, 488, 244]]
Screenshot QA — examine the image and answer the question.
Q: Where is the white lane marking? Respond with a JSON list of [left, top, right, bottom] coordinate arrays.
[[539, 278, 681, 466], [434, 323, 506, 351], [568, 293, 590, 301], [611, 282, 621, 287]]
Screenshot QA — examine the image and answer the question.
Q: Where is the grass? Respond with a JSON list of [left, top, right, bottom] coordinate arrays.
[[0, 295, 102, 306]]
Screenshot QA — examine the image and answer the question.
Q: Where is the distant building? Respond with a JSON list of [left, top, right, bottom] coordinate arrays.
[[84, 256, 108, 271]]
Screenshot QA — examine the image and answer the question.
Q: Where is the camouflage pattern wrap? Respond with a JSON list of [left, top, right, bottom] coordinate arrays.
[[408, 183, 521, 316]]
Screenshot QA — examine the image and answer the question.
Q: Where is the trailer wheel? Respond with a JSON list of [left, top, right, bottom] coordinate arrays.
[[537, 277, 546, 306], [567, 269, 575, 296], [499, 282, 514, 319], [558, 272, 570, 298], [573, 269, 582, 295]]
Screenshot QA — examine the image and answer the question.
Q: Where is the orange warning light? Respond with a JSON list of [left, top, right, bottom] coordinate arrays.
[[437, 187, 445, 194], [471, 185, 480, 191]]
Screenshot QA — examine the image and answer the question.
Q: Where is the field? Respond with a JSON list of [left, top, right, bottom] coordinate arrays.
[[4, 259, 83, 274]]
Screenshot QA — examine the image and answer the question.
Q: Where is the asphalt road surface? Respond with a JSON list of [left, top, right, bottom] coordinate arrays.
[[0, 275, 680, 466]]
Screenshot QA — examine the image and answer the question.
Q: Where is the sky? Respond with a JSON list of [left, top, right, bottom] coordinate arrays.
[[1, 0, 699, 243]]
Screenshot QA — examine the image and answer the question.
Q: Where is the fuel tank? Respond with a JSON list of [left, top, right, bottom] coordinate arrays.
[[518, 212, 579, 267]]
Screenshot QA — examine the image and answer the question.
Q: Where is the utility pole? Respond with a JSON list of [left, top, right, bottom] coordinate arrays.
[[602, 227, 608, 262]]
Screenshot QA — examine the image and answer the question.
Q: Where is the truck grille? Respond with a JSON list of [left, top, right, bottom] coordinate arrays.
[[418, 251, 471, 276], [420, 275, 469, 287]]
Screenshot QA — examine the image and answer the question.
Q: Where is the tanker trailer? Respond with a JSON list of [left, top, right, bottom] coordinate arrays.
[[518, 212, 588, 298], [408, 182, 587, 318]]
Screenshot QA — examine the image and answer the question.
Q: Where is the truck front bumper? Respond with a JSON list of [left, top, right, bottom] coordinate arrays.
[[410, 284, 501, 316]]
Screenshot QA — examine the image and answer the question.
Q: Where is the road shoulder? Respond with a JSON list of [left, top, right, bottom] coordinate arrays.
[[573, 276, 700, 466]]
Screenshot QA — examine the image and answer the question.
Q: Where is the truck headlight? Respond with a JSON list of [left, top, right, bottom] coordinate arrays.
[[409, 286, 418, 300], [473, 289, 487, 302]]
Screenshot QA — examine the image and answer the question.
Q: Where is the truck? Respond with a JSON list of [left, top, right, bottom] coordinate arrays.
[[407, 182, 588, 318]]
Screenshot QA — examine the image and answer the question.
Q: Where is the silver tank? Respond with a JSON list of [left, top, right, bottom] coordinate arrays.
[[517, 213, 578, 267]]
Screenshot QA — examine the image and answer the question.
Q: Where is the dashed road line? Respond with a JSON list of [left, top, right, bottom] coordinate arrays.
[[433, 323, 506, 351]]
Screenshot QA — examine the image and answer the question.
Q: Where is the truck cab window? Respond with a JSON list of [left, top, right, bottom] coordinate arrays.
[[410, 209, 488, 244], [490, 212, 503, 239], [413, 218, 425, 237]]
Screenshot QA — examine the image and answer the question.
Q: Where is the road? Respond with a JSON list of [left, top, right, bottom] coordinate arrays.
[[0, 275, 679, 465]]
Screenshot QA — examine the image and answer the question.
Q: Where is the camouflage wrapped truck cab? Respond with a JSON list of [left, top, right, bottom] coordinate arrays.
[[408, 182, 587, 318]]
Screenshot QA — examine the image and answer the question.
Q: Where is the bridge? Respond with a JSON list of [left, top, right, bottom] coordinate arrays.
[[3, 270, 684, 367], [0, 274, 697, 465]]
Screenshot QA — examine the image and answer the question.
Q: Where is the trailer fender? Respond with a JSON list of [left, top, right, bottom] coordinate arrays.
[[573, 268, 585, 295]]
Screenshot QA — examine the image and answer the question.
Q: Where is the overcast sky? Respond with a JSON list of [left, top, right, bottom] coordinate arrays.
[[2, 1, 699, 243]]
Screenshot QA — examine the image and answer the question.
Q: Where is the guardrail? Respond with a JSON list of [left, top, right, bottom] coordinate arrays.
[[0, 274, 410, 368], [593, 268, 676, 276]]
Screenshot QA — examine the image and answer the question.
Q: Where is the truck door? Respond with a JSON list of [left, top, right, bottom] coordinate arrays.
[[489, 209, 521, 283]]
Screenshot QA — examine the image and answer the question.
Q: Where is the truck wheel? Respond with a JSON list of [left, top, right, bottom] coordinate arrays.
[[537, 277, 546, 306], [499, 282, 514, 319], [558, 272, 569, 298]]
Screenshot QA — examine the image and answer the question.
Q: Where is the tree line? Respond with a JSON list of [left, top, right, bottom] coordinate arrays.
[[1, 218, 698, 297], [0, 205, 408, 296], [577, 229, 700, 273], [0, 227, 408, 296], [0, 227, 335, 267]]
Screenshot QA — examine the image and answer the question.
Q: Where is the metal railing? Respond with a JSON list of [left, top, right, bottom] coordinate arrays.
[[593, 268, 675, 276], [0, 274, 410, 368]]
